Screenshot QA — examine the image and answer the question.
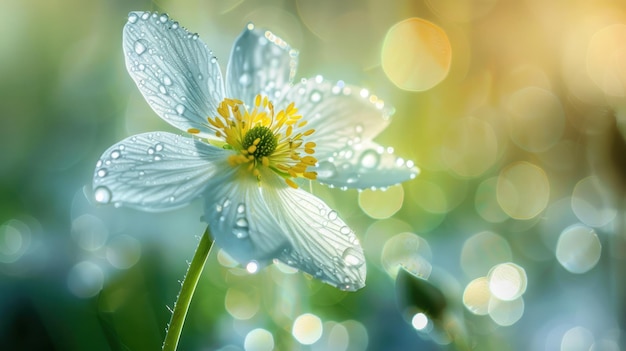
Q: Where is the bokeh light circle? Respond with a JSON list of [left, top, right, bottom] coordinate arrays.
[[425, 0, 498, 22], [382, 18, 451, 91], [497, 162, 550, 220], [556, 224, 602, 274], [225, 287, 260, 320], [587, 24, 626, 97], [505, 87, 565, 153], [571, 176, 616, 227], [244, 328, 274, 351], [442, 117, 498, 177], [561, 326, 594, 351], [463, 277, 491, 315], [358, 184, 404, 219], [67, 261, 104, 298], [475, 177, 509, 223], [488, 297, 524, 326], [460, 231, 512, 278], [381, 232, 432, 279], [487, 263, 527, 301], [106, 234, 141, 269], [293, 313, 323, 345]]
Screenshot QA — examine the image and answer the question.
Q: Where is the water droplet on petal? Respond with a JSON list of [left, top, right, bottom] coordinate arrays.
[[340, 226, 351, 235], [147, 147, 155, 155], [310, 90, 322, 102], [134, 39, 148, 55], [158, 85, 167, 94], [236, 218, 248, 228], [140, 12, 150, 20], [128, 13, 139, 24], [239, 73, 251, 87], [328, 210, 338, 221], [175, 104, 185, 115], [94, 187, 112, 204], [359, 150, 380, 169], [96, 160, 103, 168], [237, 203, 245, 214], [97, 169, 107, 178], [155, 143, 164, 152], [223, 199, 231, 208], [159, 14, 168, 23], [341, 248, 364, 268]]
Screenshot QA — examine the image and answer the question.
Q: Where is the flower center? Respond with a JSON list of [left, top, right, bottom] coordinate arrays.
[[242, 125, 277, 159], [191, 94, 318, 188]]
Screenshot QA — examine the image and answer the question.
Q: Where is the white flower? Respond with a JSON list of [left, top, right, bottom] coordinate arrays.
[[92, 11, 419, 291]]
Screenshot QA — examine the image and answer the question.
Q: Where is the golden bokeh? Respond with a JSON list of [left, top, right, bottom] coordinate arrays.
[[381, 18, 452, 91]]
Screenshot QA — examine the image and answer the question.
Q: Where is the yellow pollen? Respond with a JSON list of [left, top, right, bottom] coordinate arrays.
[[207, 94, 318, 188], [188, 128, 200, 134]]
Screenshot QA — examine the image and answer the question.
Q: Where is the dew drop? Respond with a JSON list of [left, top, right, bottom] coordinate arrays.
[[340, 226, 351, 235], [310, 90, 322, 102], [175, 104, 185, 115], [341, 248, 364, 268], [140, 12, 150, 20], [96, 160, 103, 168], [155, 143, 164, 152], [239, 73, 251, 87], [158, 85, 167, 94], [197, 73, 203, 80], [359, 150, 380, 169], [223, 199, 231, 208], [234, 228, 249, 239], [236, 218, 248, 228], [328, 210, 338, 221], [237, 203, 245, 214], [191, 33, 199, 40], [159, 14, 168, 23], [97, 168, 107, 177], [153, 155, 162, 161], [134, 39, 148, 55], [171, 22, 179, 29], [128, 13, 139, 24], [94, 187, 112, 204], [147, 147, 155, 155], [162, 75, 172, 86]]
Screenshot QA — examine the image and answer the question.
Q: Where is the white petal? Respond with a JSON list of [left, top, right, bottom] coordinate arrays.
[[203, 170, 289, 265], [226, 25, 298, 106], [92, 132, 226, 211], [279, 78, 394, 159], [315, 141, 419, 190], [262, 176, 366, 291], [123, 12, 224, 138]]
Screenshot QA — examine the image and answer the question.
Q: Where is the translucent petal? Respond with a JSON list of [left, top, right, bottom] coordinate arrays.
[[263, 176, 366, 291], [278, 78, 394, 159], [315, 141, 419, 190], [92, 132, 226, 211], [203, 170, 289, 265], [226, 24, 298, 107], [123, 11, 224, 138]]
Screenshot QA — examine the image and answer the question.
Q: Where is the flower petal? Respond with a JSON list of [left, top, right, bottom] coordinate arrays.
[[262, 176, 366, 291], [278, 78, 393, 159], [226, 25, 297, 106], [203, 170, 289, 265], [92, 132, 226, 211], [315, 141, 419, 190], [123, 11, 224, 138]]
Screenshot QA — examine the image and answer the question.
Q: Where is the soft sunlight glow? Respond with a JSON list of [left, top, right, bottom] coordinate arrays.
[[441, 117, 498, 177], [488, 296, 524, 326], [293, 313, 323, 345], [382, 18, 452, 91], [106, 234, 141, 269], [225, 287, 260, 320]]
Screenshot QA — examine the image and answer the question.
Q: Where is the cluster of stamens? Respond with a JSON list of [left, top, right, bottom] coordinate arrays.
[[189, 94, 317, 188]]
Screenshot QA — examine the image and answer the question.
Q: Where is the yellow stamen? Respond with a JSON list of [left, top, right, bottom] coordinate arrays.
[[188, 128, 200, 134]]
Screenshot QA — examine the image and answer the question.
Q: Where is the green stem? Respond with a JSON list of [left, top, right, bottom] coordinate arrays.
[[162, 227, 213, 351]]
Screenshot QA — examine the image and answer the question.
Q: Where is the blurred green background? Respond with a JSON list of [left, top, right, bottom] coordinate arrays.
[[2, 0, 626, 350]]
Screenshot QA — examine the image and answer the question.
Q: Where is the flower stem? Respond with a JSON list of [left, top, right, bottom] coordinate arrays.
[[162, 227, 213, 351]]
